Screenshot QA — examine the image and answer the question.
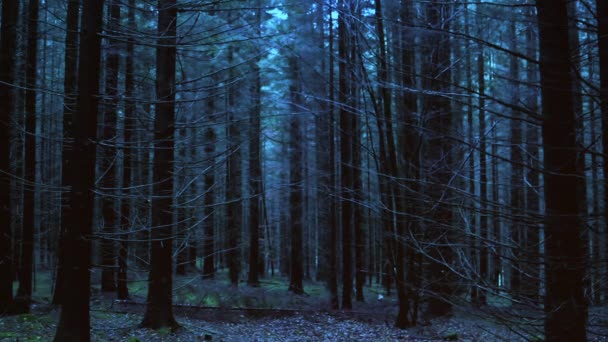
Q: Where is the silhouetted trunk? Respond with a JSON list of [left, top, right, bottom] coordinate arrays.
[[536, 1, 587, 340], [100, 0, 120, 292], [15, 0, 39, 314], [53, 0, 79, 306], [248, 1, 263, 287], [226, 42, 242, 286], [117, 0, 135, 300], [288, 56, 304, 295], [597, 0, 608, 305], [509, 20, 523, 299], [423, 0, 453, 317], [0, 0, 18, 314], [53, 0, 104, 340], [325, 0, 339, 308], [140, 0, 179, 330], [202, 124, 216, 279], [338, 0, 353, 309]]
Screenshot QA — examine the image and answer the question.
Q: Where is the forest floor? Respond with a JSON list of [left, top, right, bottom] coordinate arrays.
[[1, 270, 607, 341]]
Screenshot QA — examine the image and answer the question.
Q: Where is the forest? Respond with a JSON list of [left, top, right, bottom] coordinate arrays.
[[0, 0, 606, 340]]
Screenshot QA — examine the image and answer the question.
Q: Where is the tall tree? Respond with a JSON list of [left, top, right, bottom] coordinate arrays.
[[140, 0, 179, 330], [536, 1, 587, 340], [423, 0, 454, 317], [0, 0, 19, 315], [53, 0, 80, 306], [14, 0, 40, 314], [247, 1, 263, 287], [117, 0, 136, 300], [597, 3, 608, 303], [53, 0, 105, 339], [100, 0, 121, 292], [338, 0, 354, 310], [288, 56, 305, 295]]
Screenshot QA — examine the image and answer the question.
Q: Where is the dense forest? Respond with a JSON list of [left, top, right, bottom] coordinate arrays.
[[0, 0, 606, 340]]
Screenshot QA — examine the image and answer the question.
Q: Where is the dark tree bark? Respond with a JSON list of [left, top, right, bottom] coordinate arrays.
[[423, 0, 454, 317], [226, 45, 242, 287], [53, 0, 80, 306], [338, 0, 353, 310], [0, 0, 18, 315], [475, 44, 488, 306], [117, 0, 136, 300], [14, 0, 40, 314], [597, 0, 608, 305], [100, 0, 121, 293], [536, 1, 587, 340], [53, 0, 105, 340], [288, 56, 304, 295], [248, 1, 263, 287], [508, 20, 524, 299], [202, 124, 216, 279], [140, 0, 179, 330], [326, 0, 339, 309]]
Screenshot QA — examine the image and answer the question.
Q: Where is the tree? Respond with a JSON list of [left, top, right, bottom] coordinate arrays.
[[0, 0, 19, 315], [140, 0, 179, 330], [53, 0, 105, 339], [100, 0, 121, 293], [53, 0, 80, 306], [117, 0, 136, 300], [247, 0, 263, 287], [422, 0, 454, 317], [288, 56, 305, 295], [536, 0, 587, 340]]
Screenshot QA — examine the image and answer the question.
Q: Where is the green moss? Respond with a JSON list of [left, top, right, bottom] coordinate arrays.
[[0, 332, 18, 338], [443, 331, 458, 340], [126, 337, 140, 342]]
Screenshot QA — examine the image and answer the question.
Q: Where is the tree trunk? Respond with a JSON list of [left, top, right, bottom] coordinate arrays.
[[140, 0, 179, 330], [596, 0, 608, 305], [117, 0, 135, 300], [338, 0, 353, 310], [15, 0, 40, 314], [226, 44, 242, 287], [288, 56, 304, 295], [53, 0, 105, 340], [508, 20, 524, 299], [53, 0, 80, 306], [536, 1, 587, 340], [100, 0, 120, 292], [248, 1, 263, 287], [326, 0, 339, 309], [202, 124, 216, 279], [423, 0, 453, 317], [0, 0, 19, 314]]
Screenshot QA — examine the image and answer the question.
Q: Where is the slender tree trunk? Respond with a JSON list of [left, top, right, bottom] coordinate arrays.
[[338, 0, 353, 309], [53, 0, 105, 340], [288, 57, 304, 295], [536, 1, 587, 340], [202, 124, 216, 279], [117, 0, 136, 300], [100, 0, 121, 292], [423, 0, 453, 317], [596, 0, 608, 305], [327, 0, 339, 308], [15, 0, 40, 314], [0, 0, 19, 314], [247, 1, 263, 287], [509, 20, 524, 299], [226, 43, 242, 286], [140, 0, 179, 330], [523, 12, 541, 303], [477, 44, 488, 306], [53, 0, 79, 306]]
